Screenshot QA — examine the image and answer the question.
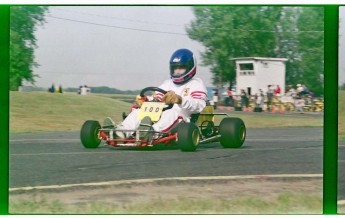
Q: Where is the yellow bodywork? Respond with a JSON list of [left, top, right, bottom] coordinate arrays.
[[195, 105, 215, 125], [138, 102, 164, 122]]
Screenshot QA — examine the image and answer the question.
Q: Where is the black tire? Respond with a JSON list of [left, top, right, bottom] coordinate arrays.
[[80, 120, 101, 148], [219, 117, 246, 148], [177, 123, 200, 152]]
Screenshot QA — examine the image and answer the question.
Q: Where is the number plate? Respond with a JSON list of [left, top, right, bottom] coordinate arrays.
[[138, 102, 165, 122]]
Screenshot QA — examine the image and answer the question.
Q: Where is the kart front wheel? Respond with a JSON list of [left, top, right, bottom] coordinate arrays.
[[80, 120, 101, 148], [219, 117, 246, 148], [177, 123, 200, 152]]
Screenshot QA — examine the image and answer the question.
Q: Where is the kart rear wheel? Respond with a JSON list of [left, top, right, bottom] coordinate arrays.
[[219, 117, 246, 148], [177, 123, 200, 152], [80, 120, 101, 148]]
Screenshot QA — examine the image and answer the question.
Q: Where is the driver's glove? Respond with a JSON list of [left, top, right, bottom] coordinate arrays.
[[163, 91, 182, 105], [135, 95, 148, 107]]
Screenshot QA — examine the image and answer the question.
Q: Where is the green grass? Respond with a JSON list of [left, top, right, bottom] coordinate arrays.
[[10, 193, 322, 214], [216, 113, 322, 128], [9, 91, 324, 133], [8, 91, 328, 214], [10, 91, 132, 133]]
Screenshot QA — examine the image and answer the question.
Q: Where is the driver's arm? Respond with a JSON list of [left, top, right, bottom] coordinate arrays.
[[179, 79, 208, 113], [159, 79, 207, 113], [179, 92, 207, 113], [162, 91, 206, 114]]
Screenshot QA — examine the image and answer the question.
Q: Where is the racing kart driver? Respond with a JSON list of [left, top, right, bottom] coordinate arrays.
[[115, 48, 208, 140]]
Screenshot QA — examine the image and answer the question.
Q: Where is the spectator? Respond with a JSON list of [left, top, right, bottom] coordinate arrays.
[[240, 89, 249, 108], [212, 89, 219, 109], [266, 85, 274, 111], [55, 85, 60, 93], [59, 85, 63, 93], [255, 91, 261, 108], [300, 84, 309, 96], [224, 87, 234, 106], [254, 89, 265, 112], [259, 89, 265, 108], [285, 85, 296, 97], [296, 84, 304, 97], [48, 83, 55, 93], [274, 85, 281, 96]]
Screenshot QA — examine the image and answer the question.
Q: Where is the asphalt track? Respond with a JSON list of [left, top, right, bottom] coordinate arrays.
[[8, 127, 344, 203]]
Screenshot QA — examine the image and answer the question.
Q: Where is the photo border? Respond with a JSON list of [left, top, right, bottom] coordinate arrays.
[[0, 4, 340, 215], [0, 5, 9, 215], [324, 5, 339, 214]]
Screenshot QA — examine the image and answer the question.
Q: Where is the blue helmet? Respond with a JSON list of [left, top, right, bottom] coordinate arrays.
[[169, 48, 196, 85]]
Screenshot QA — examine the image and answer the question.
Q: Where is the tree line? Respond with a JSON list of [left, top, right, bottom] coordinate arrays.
[[10, 6, 48, 91], [186, 6, 324, 96], [65, 86, 141, 95]]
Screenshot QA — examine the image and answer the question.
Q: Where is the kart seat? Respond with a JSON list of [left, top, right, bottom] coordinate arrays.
[[190, 113, 200, 123], [191, 105, 215, 125]]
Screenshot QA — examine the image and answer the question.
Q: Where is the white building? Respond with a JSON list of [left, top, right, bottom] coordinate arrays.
[[231, 57, 288, 96], [79, 85, 91, 95]]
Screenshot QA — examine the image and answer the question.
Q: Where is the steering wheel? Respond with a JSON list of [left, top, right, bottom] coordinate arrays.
[[139, 87, 174, 111]]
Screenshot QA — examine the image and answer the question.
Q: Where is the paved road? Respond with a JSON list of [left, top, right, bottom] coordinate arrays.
[[9, 127, 344, 201]]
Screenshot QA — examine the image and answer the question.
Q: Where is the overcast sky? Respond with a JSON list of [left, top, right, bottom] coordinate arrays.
[[26, 6, 345, 90], [30, 6, 212, 90]]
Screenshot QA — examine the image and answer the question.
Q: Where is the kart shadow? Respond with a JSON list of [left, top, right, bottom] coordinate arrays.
[[103, 142, 224, 152], [106, 144, 180, 151]]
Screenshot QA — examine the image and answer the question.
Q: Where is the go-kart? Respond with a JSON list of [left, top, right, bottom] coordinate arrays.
[[80, 87, 246, 152]]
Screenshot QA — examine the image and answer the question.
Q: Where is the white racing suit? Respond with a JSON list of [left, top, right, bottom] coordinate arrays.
[[117, 77, 208, 135]]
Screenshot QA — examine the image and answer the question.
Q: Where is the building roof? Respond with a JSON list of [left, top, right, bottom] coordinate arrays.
[[230, 57, 288, 62]]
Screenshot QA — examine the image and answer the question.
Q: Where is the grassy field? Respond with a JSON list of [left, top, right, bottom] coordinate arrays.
[[9, 91, 133, 133], [9, 91, 325, 133], [10, 193, 322, 214], [9, 91, 344, 214]]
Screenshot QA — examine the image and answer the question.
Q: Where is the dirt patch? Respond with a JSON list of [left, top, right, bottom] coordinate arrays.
[[10, 177, 323, 207]]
